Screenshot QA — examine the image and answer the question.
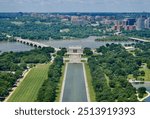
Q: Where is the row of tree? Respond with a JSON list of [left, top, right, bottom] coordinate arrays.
[[95, 36, 129, 41], [36, 48, 67, 102], [123, 30, 150, 39]]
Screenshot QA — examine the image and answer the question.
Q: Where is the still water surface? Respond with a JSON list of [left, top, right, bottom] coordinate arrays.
[[0, 41, 34, 53], [132, 82, 150, 102], [36, 36, 134, 48], [0, 36, 134, 53]]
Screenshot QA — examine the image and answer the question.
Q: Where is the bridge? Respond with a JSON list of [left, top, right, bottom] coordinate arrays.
[[129, 37, 150, 43], [15, 37, 49, 48]]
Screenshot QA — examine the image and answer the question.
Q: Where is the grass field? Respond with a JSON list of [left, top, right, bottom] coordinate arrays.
[[105, 74, 110, 87], [7, 64, 50, 102], [128, 64, 150, 81], [84, 63, 96, 102], [139, 65, 150, 81]]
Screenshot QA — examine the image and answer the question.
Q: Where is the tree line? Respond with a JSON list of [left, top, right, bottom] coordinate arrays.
[[36, 48, 67, 102], [123, 30, 150, 40], [95, 36, 129, 42]]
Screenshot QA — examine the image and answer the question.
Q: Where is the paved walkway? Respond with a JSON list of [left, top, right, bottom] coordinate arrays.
[[138, 91, 150, 102], [61, 63, 88, 102]]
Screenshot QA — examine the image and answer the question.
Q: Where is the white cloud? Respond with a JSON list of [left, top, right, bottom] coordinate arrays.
[[0, 0, 150, 12]]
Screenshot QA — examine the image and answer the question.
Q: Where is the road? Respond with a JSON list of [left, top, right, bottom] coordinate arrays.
[[62, 63, 88, 102]]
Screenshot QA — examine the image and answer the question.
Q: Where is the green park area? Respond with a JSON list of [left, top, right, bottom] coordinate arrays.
[[139, 64, 150, 81], [7, 64, 50, 102], [128, 64, 150, 81]]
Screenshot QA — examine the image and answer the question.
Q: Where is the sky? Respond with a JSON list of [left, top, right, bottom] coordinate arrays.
[[0, 0, 150, 12]]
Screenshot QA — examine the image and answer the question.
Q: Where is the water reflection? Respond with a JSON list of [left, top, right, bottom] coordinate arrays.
[[36, 36, 134, 48], [0, 41, 34, 53]]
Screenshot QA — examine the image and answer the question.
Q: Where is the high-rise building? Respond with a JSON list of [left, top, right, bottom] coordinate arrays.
[[123, 18, 136, 26], [145, 18, 150, 29], [136, 17, 145, 30]]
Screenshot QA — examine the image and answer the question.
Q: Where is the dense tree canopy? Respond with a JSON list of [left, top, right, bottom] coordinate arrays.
[[88, 44, 138, 102], [0, 47, 54, 101], [37, 48, 65, 102], [83, 47, 93, 56], [0, 16, 103, 40]]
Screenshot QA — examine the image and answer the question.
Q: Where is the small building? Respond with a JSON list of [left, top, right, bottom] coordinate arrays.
[[67, 46, 83, 63], [124, 46, 135, 51]]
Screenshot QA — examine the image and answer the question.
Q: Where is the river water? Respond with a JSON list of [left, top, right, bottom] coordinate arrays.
[[36, 36, 134, 49], [0, 41, 34, 53], [0, 36, 134, 53]]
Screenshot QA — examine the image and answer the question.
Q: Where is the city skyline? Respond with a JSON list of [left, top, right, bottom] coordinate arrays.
[[0, 0, 150, 13]]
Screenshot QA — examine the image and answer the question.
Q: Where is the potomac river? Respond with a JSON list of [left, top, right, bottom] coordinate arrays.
[[0, 36, 134, 53]]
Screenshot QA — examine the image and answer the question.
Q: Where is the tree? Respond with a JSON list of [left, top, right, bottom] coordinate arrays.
[[147, 62, 150, 69], [140, 71, 145, 76], [138, 87, 146, 98], [83, 47, 93, 56], [109, 80, 116, 88], [57, 48, 67, 56], [138, 87, 146, 94]]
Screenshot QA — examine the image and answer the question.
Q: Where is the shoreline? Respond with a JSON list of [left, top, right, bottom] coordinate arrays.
[[138, 91, 150, 102]]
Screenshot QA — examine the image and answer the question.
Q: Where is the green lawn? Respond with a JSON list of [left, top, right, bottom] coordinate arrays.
[[139, 65, 150, 81], [105, 74, 110, 87], [7, 64, 50, 102], [84, 63, 96, 102], [128, 64, 150, 81], [128, 74, 134, 80]]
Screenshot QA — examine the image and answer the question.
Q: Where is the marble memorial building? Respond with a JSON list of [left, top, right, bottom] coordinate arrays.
[[67, 46, 83, 63]]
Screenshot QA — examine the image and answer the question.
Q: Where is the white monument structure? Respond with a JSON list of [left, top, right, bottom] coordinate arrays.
[[67, 46, 83, 63]]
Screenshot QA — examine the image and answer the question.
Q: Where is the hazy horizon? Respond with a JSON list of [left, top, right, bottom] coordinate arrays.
[[0, 0, 150, 13]]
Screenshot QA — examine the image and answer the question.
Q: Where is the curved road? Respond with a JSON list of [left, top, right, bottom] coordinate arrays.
[[61, 63, 88, 102]]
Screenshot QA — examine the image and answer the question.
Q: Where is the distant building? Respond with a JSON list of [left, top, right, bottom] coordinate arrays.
[[71, 16, 79, 22], [71, 16, 88, 25], [112, 20, 124, 31], [124, 25, 136, 31], [114, 32, 122, 36], [145, 18, 150, 29], [123, 18, 136, 26], [124, 46, 135, 51], [113, 25, 123, 31], [136, 17, 145, 30]]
